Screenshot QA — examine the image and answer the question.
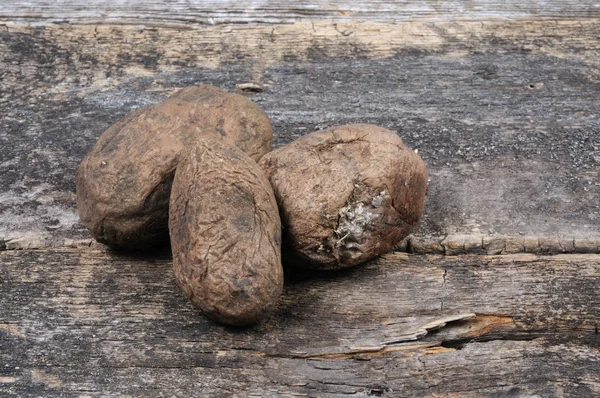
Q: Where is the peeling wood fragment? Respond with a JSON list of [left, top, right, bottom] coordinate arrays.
[[234, 82, 264, 93], [483, 236, 506, 255], [408, 236, 445, 254], [420, 313, 476, 332], [458, 315, 516, 338], [504, 237, 525, 254], [381, 313, 477, 346], [423, 346, 456, 355]]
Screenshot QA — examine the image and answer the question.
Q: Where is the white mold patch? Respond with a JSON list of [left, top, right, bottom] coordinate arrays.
[[333, 190, 389, 250], [371, 190, 390, 208]]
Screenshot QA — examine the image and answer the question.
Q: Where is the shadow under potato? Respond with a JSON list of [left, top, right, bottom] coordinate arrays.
[[100, 231, 377, 281], [281, 251, 377, 284], [99, 235, 384, 329], [104, 242, 173, 262]]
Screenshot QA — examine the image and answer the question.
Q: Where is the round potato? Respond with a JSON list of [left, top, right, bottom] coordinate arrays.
[[169, 139, 283, 325], [76, 85, 272, 249], [259, 124, 428, 270]]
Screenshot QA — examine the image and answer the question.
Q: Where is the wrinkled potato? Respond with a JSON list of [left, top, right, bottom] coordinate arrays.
[[77, 85, 272, 249], [169, 139, 283, 325], [259, 124, 428, 270]]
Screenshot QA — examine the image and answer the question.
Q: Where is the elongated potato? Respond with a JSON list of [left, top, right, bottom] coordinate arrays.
[[259, 124, 428, 270], [169, 139, 283, 325], [76, 85, 272, 249]]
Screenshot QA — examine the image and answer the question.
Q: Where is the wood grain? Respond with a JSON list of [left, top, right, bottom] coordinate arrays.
[[1, 250, 599, 396], [1, 17, 599, 248], [2, 0, 599, 25], [1, 2, 599, 396]]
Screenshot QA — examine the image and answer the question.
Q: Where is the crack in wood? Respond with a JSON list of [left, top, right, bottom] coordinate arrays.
[[261, 313, 524, 360], [287, 313, 523, 360]]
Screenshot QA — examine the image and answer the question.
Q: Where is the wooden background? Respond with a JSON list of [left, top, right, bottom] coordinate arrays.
[[1, 1, 599, 250], [1, 1, 599, 397]]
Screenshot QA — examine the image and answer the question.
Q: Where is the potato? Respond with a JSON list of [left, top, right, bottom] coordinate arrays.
[[259, 124, 428, 270], [76, 85, 272, 249], [169, 139, 283, 325]]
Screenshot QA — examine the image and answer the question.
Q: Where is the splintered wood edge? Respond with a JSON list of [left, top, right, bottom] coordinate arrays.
[[2, 234, 599, 255]]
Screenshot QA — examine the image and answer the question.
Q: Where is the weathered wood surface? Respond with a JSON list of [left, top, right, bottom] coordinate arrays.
[[1, 14, 599, 249], [1, 3, 599, 395], [3, 0, 598, 25], [1, 250, 599, 396]]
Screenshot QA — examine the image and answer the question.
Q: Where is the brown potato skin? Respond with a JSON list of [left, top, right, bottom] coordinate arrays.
[[259, 124, 428, 270], [76, 85, 272, 249], [169, 139, 283, 326]]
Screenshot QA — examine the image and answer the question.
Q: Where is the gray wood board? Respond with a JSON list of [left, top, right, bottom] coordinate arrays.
[[1, 250, 599, 396], [0, 19, 598, 248], [2, 0, 599, 25]]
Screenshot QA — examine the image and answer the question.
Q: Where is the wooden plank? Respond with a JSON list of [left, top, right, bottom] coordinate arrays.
[[1, 250, 599, 396], [1, 3, 599, 396], [2, 0, 599, 25], [1, 18, 599, 250]]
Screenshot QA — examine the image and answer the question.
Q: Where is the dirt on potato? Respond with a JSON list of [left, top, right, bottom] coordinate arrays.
[[259, 124, 428, 270], [169, 138, 283, 325], [76, 85, 272, 249]]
